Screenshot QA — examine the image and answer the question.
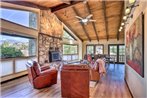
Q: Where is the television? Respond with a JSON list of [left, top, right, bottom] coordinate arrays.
[[49, 51, 61, 62]]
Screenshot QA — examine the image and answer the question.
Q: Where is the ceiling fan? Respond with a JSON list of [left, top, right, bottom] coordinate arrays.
[[75, 14, 96, 25]]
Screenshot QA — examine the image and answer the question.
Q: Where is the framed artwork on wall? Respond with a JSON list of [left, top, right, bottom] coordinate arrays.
[[126, 13, 144, 77]]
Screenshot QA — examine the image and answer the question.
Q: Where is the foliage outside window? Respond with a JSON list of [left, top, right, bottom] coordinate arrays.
[[63, 30, 75, 40], [87, 45, 94, 55], [0, 8, 37, 29], [63, 44, 78, 55], [0, 34, 36, 58]]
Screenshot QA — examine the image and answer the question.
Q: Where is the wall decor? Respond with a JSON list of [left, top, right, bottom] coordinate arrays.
[[126, 13, 144, 77]]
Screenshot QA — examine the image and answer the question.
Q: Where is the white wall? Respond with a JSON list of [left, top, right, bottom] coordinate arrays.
[[125, 1, 147, 98]]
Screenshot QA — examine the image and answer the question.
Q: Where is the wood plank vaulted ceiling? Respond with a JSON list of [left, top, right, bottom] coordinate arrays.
[[3, 0, 124, 41]]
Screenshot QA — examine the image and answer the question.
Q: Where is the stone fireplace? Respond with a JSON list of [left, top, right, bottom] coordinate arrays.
[[38, 10, 63, 64]]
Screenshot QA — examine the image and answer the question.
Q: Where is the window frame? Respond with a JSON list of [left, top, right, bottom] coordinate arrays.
[[0, 33, 37, 59], [86, 44, 104, 55], [63, 28, 77, 41], [63, 44, 79, 55], [0, 7, 38, 30]]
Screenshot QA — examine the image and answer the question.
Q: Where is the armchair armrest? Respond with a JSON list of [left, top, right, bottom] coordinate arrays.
[[40, 68, 57, 76], [41, 65, 50, 71]]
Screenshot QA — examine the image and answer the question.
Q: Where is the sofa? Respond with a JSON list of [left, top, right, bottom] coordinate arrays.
[[61, 64, 89, 98]]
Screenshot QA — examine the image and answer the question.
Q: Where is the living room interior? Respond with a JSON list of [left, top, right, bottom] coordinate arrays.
[[0, 0, 147, 98]]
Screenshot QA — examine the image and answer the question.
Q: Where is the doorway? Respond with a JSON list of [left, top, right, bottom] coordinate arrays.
[[108, 44, 125, 64]]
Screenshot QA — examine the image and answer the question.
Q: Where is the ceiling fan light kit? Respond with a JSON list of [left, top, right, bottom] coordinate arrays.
[[75, 14, 96, 25]]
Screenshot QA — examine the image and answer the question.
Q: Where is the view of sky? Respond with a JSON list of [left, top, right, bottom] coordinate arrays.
[[0, 8, 29, 27]]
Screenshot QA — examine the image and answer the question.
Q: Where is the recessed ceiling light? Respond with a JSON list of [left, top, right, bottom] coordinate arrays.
[[123, 16, 127, 20], [119, 29, 121, 32], [125, 7, 131, 15]]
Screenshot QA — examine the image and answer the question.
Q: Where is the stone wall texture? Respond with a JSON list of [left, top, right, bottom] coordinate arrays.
[[38, 10, 63, 64]]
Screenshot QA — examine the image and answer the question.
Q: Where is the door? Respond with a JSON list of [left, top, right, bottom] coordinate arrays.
[[108, 44, 125, 63]]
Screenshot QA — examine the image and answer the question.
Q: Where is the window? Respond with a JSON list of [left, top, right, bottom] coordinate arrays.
[[63, 44, 78, 54], [63, 44, 78, 61], [0, 8, 37, 29], [63, 29, 75, 40], [0, 34, 36, 58], [95, 45, 104, 54], [86, 45, 94, 55]]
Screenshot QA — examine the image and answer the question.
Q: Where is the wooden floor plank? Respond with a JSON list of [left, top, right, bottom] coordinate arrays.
[[1, 64, 132, 98]]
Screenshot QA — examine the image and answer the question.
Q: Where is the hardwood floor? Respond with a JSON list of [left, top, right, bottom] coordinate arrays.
[[1, 64, 132, 98]]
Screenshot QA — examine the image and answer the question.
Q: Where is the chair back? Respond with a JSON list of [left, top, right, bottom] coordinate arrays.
[[26, 61, 37, 84]]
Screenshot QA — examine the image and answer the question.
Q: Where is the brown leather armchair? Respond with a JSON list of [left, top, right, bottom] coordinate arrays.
[[26, 61, 57, 89], [61, 64, 89, 98]]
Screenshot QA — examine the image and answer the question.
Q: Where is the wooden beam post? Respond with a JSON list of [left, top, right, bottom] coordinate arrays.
[[2, 1, 49, 10], [72, 7, 91, 42], [102, 1, 109, 41], [85, 2, 99, 42], [51, 1, 82, 12], [117, 2, 124, 40]]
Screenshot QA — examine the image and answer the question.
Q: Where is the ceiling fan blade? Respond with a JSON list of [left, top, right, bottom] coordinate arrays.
[[75, 16, 83, 20], [86, 14, 93, 19], [89, 19, 96, 22]]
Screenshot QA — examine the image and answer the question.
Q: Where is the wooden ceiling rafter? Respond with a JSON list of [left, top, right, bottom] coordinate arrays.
[[55, 14, 83, 42], [102, 1, 109, 41], [2, 1, 49, 10], [117, 2, 124, 40], [72, 7, 91, 42], [51, 1, 82, 12], [85, 2, 99, 42]]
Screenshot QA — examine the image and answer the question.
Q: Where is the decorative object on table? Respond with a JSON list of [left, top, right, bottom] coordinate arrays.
[[126, 13, 144, 77]]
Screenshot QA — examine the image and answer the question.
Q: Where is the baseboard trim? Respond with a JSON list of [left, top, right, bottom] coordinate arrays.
[[125, 78, 134, 98], [1, 74, 27, 84]]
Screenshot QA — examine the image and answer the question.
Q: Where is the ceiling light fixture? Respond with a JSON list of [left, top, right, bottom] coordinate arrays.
[[120, 26, 123, 30], [123, 16, 127, 20], [129, 0, 136, 5], [121, 23, 125, 26], [125, 7, 131, 15]]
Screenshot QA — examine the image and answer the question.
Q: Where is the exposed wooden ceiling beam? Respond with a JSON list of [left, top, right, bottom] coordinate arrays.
[[117, 2, 124, 40], [1, 1, 49, 10], [51, 1, 82, 12], [85, 2, 99, 42], [55, 14, 83, 42], [72, 7, 91, 42], [102, 1, 109, 41]]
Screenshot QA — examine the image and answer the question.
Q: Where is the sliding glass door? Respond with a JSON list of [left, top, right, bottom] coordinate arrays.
[[108, 44, 125, 63]]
